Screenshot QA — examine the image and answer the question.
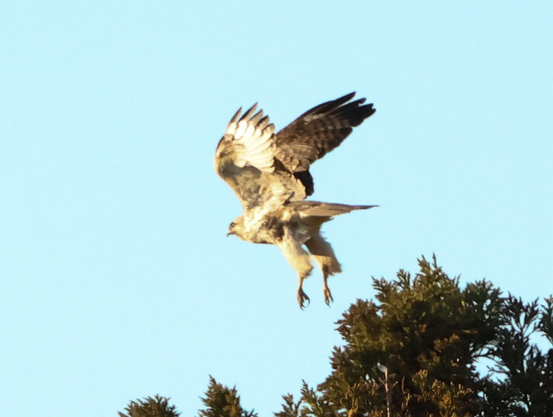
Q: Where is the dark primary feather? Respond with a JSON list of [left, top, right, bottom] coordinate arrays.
[[274, 92, 375, 195]]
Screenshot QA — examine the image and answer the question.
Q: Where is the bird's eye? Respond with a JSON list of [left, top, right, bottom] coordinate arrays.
[[229, 222, 235, 228]]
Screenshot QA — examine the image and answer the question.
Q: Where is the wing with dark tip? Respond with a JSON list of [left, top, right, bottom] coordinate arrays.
[[214, 104, 306, 211], [274, 92, 376, 195]]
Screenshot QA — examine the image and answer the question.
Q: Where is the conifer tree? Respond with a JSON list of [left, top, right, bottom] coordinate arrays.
[[118, 394, 180, 417], [197, 376, 257, 417], [315, 255, 503, 416]]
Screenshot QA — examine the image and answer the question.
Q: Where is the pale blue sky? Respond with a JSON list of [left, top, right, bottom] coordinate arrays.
[[1, 2, 552, 416]]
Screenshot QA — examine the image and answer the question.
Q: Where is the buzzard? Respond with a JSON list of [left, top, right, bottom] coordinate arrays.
[[214, 92, 376, 308]]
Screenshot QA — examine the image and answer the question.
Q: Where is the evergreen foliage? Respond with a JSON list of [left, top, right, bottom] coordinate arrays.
[[198, 376, 258, 417], [118, 394, 180, 417], [120, 256, 553, 416], [480, 296, 553, 416]]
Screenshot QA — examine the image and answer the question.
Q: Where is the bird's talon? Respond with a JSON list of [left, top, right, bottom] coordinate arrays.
[[297, 290, 310, 309], [324, 288, 334, 306]]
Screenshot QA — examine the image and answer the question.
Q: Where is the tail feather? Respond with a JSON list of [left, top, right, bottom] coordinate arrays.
[[285, 200, 377, 217]]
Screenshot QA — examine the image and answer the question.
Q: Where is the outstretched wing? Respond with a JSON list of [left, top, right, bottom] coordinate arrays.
[[214, 104, 305, 211], [274, 92, 376, 195]]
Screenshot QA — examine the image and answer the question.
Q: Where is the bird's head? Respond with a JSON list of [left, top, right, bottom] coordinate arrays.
[[227, 216, 246, 240]]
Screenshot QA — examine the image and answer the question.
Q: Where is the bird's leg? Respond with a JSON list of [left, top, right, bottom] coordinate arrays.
[[323, 274, 333, 306], [276, 226, 313, 309], [297, 274, 310, 309], [305, 234, 340, 307]]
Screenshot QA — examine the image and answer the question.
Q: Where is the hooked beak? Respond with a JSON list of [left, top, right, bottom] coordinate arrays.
[[227, 231, 235, 237]]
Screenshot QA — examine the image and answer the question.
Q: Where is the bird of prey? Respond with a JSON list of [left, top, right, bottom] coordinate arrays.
[[214, 92, 376, 308]]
